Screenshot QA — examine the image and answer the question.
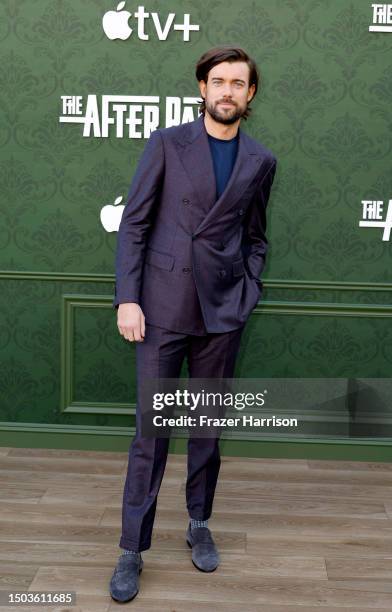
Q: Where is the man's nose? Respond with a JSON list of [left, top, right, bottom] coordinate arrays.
[[221, 84, 234, 97]]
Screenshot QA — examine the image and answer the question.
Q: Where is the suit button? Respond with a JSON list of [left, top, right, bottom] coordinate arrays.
[[238, 208, 245, 216], [183, 198, 190, 205], [218, 269, 227, 278], [182, 267, 191, 274]]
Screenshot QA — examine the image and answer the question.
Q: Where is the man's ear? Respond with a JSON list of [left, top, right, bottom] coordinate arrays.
[[247, 83, 256, 103], [198, 79, 207, 99]]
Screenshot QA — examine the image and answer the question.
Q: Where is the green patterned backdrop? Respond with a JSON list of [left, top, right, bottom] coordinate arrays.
[[1, 0, 392, 454]]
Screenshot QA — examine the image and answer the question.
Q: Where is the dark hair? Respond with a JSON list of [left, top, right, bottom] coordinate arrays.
[[195, 46, 260, 120]]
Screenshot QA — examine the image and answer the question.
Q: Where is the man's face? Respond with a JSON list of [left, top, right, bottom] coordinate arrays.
[[199, 60, 256, 125]]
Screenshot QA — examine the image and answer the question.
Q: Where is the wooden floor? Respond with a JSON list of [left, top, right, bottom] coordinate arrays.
[[1, 446, 392, 611]]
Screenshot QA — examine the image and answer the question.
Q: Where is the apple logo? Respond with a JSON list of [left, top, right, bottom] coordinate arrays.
[[100, 195, 125, 232], [102, 1, 132, 40]]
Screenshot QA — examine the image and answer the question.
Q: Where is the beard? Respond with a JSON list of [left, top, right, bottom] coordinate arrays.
[[204, 98, 247, 125]]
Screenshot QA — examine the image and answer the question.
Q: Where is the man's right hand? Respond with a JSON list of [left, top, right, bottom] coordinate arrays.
[[117, 303, 145, 342]]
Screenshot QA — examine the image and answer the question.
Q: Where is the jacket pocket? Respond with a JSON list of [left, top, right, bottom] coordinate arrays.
[[145, 247, 175, 271], [232, 258, 245, 277]]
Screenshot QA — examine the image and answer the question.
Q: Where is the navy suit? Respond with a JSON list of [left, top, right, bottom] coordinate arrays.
[[113, 113, 277, 335], [114, 114, 277, 552]]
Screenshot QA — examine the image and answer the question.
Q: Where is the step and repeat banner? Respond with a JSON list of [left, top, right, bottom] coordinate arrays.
[[1, 0, 392, 443]]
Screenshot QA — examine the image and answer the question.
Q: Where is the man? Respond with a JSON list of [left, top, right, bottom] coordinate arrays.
[[109, 46, 277, 603]]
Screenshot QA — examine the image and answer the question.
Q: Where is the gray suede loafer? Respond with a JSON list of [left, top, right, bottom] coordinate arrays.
[[109, 552, 143, 603], [186, 523, 220, 572]]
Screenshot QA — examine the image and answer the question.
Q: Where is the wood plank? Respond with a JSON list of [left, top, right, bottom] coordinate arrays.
[[221, 456, 309, 466], [217, 464, 392, 485], [326, 557, 392, 580], [247, 534, 392, 558], [0, 456, 126, 475], [0, 522, 120, 545], [182, 480, 392, 501], [0, 561, 37, 590], [161, 493, 387, 519], [8, 447, 126, 461], [101, 506, 392, 538], [383, 502, 392, 519], [0, 483, 47, 503], [40, 486, 123, 507], [40, 486, 388, 519], [163, 458, 392, 485], [0, 541, 119, 566], [308, 460, 392, 472], [0, 501, 104, 526], [0, 469, 181, 492]]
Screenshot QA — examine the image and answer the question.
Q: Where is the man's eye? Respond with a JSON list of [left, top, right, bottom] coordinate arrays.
[[211, 81, 243, 87]]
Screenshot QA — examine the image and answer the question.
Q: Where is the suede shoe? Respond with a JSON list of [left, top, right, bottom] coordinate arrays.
[[186, 522, 220, 572], [109, 552, 143, 603]]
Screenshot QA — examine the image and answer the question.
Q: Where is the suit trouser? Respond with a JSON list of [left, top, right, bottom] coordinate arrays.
[[119, 323, 245, 552]]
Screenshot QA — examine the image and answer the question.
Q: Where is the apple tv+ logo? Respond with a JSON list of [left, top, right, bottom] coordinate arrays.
[[102, 2, 200, 42]]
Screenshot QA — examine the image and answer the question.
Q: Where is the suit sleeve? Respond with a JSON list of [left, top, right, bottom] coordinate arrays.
[[113, 129, 165, 309], [241, 157, 277, 283]]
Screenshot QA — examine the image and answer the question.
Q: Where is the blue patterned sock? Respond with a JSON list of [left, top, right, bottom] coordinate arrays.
[[121, 548, 139, 556], [190, 518, 208, 531]]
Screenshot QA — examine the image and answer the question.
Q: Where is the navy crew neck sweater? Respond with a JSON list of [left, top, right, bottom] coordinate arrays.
[[207, 131, 239, 200]]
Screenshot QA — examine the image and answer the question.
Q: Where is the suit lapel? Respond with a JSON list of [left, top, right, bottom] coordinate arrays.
[[173, 114, 261, 236], [173, 115, 216, 217]]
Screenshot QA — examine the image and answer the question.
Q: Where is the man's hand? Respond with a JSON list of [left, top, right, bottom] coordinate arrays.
[[117, 303, 145, 342]]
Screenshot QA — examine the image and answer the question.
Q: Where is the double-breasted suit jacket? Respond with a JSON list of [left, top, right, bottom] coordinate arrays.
[[113, 113, 277, 334]]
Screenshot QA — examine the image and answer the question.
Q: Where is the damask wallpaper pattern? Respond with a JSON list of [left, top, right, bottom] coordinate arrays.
[[1, 0, 391, 440]]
